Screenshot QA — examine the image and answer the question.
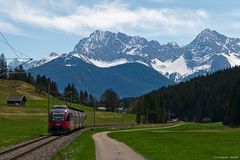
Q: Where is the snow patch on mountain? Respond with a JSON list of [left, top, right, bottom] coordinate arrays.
[[88, 58, 129, 68], [222, 53, 240, 67], [65, 64, 76, 67], [193, 64, 211, 72], [32, 52, 61, 68], [135, 60, 148, 66], [151, 55, 192, 77], [72, 53, 89, 61], [72, 53, 148, 68], [73, 53, 128, 67], [125, 47, 139, 55]]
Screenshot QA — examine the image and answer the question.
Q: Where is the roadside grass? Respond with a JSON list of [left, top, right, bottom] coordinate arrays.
[[52, 124, 177, 160], [109, 123, 240, 160], [161, 122, 225, 131], [0, 115, 47, 149], [0, 79, 136, 149], [52, 128, 107, 160]]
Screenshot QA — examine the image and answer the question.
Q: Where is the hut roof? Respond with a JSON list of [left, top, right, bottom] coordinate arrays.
[[7, 96, 26, 102]]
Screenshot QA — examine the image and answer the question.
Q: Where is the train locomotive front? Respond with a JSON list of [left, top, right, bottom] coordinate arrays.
[[49, 105, 86, 135]]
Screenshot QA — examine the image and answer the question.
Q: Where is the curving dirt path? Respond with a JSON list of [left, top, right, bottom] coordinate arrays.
[[93, 131, 145, 160], [93, 123, 183, 160]]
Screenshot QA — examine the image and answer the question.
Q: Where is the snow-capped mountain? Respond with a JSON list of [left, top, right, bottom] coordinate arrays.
[[29, 28, 240, 97], [8, 58, 38, 70], [8, 52, 61, 70], [31, 52, 61, 68], [71, 30, 181, 63], [69, 29, 240, 82], [29, 54, 173, 98]]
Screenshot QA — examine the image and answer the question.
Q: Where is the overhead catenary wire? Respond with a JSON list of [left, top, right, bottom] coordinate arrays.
[[0, 31, 33, 75], [0, 31, 20, 58], [0, 39, 31, 58]]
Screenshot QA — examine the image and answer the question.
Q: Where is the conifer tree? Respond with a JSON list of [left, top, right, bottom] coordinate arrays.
[[15, 65, 27, 81], [225, 79, 240, 125], [84, 91, 89, 104], [79, 90, 84, 103], [0, 53, 7, 79], [64, 83, 79, 102], [88, 94, 96, 106]]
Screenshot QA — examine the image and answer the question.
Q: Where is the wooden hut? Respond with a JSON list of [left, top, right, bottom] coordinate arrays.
[[7, 96, 27, 106]]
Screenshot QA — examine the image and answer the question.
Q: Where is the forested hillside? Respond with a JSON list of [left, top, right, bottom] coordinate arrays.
[[130, 66, 240, 124]]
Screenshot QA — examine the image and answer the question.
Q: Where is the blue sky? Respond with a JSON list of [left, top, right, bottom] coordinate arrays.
[[0, 0, 240, 60]]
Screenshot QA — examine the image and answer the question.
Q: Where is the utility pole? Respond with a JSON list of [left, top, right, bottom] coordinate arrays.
[[120, 102, 124, 127], [93, 102, 96, 127], [70, 94, 72, 107], [53, 96, 55, 106], [47, 82, 50, 134], [168, 109, 171, 121], [146, 107, 149, 124], [122, 110, 124, 127]]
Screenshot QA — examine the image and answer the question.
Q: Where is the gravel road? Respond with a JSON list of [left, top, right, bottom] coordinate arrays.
[[92, 123, 183, 160], [93, 131, 145, 160]]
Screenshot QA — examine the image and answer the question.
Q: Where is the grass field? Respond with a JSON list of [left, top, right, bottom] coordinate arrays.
[[52, 124, 171, 160], [109, 123, 240, 160], [0, 80, 136, 149], [52, 128, 107, 160]]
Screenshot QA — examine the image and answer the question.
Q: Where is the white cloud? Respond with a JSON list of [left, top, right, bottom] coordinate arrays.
[[148, 0, 175, 3], [230, 9, 240, 17], [0, 20, 23, 35], [0, 0, 209, 38]]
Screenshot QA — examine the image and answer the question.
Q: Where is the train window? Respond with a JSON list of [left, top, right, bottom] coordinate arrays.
[[51, 112, 65, 121]]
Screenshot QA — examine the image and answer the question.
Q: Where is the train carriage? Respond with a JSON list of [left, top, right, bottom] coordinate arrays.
[[49, 105, 86, 135]]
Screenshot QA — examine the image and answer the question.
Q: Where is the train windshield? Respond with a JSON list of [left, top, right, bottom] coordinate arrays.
[[50, 109, 66, 122]]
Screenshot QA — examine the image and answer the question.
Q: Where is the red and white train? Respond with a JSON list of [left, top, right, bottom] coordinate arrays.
[[49, 105, 86, 134]]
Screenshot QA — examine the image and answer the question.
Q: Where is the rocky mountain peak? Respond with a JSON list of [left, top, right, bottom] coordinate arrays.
[[194, 28, 226, 44], [167, 41, 180, 48], [49, 52, 59, 57], [46, 29, 240, 83]]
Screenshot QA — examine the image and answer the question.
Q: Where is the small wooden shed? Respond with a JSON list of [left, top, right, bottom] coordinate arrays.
[[7, 96, 27, 106]]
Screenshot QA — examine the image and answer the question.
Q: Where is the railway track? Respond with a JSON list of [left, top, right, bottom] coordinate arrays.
[[0, 135, 62, 160], [0, 124, 135, 160]]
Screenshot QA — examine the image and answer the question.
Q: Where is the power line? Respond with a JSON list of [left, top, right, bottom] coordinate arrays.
[[0, 31, 30, 58], [0, 31, 20, 58], [0, 31, 33, 75], [0, 33, 31, 58]]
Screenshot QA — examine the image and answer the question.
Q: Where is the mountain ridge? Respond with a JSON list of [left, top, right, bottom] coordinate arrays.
[[29, 55, 173, 98], [68, 28, 240, 82], [25, 28, 240, 97]]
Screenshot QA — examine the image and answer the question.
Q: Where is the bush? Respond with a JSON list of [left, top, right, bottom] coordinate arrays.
[[201, 117, 211, 123]]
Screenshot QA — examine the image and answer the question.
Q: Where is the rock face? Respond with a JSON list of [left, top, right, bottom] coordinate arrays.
[[28, 29, 240, 97], [69, 29, 240, 82]]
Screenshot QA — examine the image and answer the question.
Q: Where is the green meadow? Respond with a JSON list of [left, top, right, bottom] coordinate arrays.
[[109, 123, 240, 160], [53, 123, 240, 160], [0, 80, 135, 149]]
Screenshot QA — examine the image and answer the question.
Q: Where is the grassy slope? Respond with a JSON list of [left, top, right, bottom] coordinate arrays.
[[0, 79, 135, 149], [109, 123, 240, 160], [0, 80, 48, 148]]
